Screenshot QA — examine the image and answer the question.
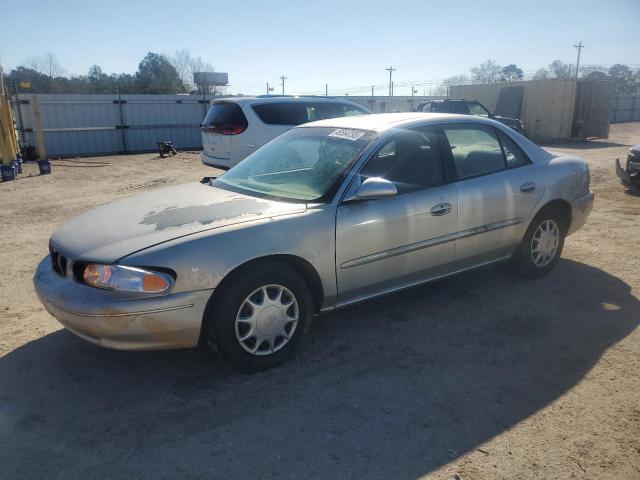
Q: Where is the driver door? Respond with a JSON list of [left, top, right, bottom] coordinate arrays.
[[335, 126, 458, 305]]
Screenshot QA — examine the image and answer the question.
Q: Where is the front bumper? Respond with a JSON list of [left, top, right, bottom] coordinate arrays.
[[616, 158, 640, 192], [567, 191, 595, 236], [33, 256, 213, 350]]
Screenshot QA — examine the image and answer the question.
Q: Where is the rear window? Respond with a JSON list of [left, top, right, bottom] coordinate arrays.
[[252, 102, 368, 126], [203, 102, 248, 129]]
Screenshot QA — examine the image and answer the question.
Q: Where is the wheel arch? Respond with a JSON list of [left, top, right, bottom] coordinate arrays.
[[204, 254, 325, 319], [531, 199, 572, 233]]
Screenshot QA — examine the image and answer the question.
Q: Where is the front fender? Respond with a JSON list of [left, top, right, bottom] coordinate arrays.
[[119, 206, 337, 304]]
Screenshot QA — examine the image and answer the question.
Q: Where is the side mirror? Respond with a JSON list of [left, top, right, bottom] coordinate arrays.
[[352, 177, 397, 201]]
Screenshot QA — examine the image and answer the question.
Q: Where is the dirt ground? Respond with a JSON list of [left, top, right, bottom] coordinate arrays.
[[1, 124, 638, 480]]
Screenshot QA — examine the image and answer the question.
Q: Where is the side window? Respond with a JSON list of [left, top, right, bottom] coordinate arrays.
[[252, 103, 308, 125], [469, 102, 490, 117], [497, 130, 531, 168], [443, 124, 506, 179], [359, 128, 443, 193], [419, 102, 432, 112], [452, 102, 469, 114]]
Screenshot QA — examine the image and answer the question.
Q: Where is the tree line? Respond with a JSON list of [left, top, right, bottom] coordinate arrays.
[[4, 52, 639, 97], [439, 60, 640, 95], [4, 50, 221, 96]]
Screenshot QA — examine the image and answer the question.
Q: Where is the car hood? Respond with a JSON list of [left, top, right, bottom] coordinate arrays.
[[51, 182, 306, 263]]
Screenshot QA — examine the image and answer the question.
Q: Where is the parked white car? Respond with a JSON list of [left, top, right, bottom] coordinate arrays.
[[201, 96, 371, 168]]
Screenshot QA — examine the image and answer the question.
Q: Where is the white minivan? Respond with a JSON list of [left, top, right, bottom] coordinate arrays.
[[201, 96, 372, 168]]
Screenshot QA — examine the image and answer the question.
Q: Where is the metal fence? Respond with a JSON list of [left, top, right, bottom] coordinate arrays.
[[13, 93, 444, 158], [14, 94, 208, 158], [611, 95, 640, 123]]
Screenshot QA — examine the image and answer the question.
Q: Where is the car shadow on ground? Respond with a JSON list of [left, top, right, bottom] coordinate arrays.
[[1, 260, 638, 479]]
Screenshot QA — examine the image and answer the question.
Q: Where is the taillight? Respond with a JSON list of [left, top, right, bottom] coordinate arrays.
[[201, 124, 247, 135]]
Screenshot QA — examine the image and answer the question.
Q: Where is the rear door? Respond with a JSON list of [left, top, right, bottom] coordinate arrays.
[[440, 122, 545, 269]]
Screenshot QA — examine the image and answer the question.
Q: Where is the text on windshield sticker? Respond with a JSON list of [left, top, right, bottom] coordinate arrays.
[[328, 129, 365, 141]]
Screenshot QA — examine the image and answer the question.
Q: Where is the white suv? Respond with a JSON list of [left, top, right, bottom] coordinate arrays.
[[201, 96, 371, 168]]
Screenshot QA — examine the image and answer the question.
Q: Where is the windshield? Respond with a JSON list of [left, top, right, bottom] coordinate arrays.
[[215, 126, 375, 202]]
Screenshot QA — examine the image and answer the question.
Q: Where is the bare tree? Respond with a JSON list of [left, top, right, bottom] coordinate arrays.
[[434, 75, 471, 95], [470, 60, 502, 84], [171, 49, 192, 91], [23, 52, 64, 78], [532, 68, 549, 80], [549, 60, 573, 79], [169, 49, 216, 93], [42, 52, 64, 78], [24, 55, 44, 74]]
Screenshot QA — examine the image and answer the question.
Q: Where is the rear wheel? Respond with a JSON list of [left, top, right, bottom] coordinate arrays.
[[203, 261, 313, 372], [513, 210, 566, 278]]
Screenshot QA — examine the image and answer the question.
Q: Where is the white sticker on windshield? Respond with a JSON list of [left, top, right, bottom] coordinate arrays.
[[328, 128, 365, 141]]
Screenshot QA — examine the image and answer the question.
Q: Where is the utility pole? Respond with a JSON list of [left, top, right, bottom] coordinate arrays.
[[573, 41, 584, 79], [325, 83, 328, 96], [411, 86, 417, 109], [371, 85, 374, 97], [280, 75, 287, 95], [385, 66, 396, 96]]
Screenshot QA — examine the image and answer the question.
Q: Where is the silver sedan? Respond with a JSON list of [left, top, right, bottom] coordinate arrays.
[[34, 113, 594, 371]]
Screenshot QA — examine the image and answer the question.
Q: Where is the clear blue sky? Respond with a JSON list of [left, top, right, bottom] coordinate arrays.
[[1, 0, 638, 95]]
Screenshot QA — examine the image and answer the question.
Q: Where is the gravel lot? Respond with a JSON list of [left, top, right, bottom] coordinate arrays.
[[1, 124, 638, 479]]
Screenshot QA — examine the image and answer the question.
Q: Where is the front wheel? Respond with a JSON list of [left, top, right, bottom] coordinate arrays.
[[512, 211, 566, 278], [203, 262, 313, 372]]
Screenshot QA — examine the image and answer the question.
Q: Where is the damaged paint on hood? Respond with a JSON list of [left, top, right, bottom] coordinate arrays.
[[51, 182, 306, 262]]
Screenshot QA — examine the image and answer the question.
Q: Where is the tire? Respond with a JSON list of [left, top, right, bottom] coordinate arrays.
[[512, 209, 566, 278], [203, 261, 313, 373]]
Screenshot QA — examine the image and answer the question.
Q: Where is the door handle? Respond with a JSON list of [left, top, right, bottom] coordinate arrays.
[[430, 203, 452, 216], [520, 182, 536, 193]]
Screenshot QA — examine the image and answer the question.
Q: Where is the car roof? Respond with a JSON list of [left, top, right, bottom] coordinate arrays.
[[300, 112, 489, 132], [211, 96, 364, 106]]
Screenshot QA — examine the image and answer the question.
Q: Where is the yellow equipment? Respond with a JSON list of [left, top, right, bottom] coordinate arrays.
[[0, 64, 20, 166]]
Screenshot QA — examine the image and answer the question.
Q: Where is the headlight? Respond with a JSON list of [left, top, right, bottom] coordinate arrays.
[[82, 264, 173, 293]]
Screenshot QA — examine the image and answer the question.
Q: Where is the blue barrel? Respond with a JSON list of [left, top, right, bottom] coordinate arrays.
[[38, 159, 52, 175], [1, 164, 16, 181]]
